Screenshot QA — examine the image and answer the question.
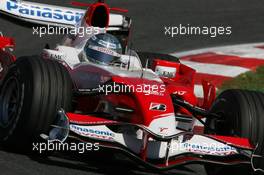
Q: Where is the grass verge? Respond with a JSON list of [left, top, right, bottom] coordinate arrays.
[[219, 66, 264, 93]]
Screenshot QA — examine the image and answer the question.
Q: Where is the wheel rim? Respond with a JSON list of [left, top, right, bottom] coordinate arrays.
[[0, 76, 20, 128]]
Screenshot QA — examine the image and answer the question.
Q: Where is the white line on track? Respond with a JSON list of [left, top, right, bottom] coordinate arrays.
[[173, 43, 264, 98], [171, 42, 264, 58], [181, 60, 250, 77]]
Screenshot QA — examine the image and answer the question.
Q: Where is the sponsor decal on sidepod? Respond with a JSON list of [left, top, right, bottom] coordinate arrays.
[[5, 0, 84, 23]]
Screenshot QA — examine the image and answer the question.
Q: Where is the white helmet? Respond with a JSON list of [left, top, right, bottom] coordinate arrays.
[[83, 33, 122, 65]]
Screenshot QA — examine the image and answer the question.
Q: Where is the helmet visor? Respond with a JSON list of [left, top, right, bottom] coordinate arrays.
[[85, 45, 121, 65]]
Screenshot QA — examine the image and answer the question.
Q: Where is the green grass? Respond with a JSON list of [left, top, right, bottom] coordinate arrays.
[[219, 66, 264, 94]]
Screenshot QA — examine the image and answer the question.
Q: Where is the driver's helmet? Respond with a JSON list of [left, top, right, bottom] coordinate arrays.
[[83, 33, 122, 65]]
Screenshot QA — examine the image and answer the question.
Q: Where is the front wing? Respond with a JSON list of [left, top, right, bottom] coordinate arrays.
[[45, 110, 254, 170]]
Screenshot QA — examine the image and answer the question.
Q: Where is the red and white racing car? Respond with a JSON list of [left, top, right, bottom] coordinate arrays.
[[0, 0, 264, 174]]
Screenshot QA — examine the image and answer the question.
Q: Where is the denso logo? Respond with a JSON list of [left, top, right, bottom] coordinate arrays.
[[6, 0, 84, 23]]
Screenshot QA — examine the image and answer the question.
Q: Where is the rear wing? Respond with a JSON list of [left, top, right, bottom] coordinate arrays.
[[0, 0, 131, 31]]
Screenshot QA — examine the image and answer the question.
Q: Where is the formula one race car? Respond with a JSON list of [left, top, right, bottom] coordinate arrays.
[[0, 1, 264, 175]]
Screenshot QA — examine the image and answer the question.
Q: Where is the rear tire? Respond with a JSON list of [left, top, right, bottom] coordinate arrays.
[[205, 89, 264, 174], [0, 56, 72, 150]]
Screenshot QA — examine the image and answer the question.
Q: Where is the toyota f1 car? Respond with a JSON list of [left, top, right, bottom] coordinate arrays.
[[0, 0, 264, 175]]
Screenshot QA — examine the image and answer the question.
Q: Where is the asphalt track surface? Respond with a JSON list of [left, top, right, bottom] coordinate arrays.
[[0, 0, 264, 174]]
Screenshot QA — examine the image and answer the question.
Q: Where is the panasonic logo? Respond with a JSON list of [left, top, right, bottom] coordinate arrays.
[[71, 125, 115, 137], [6, 1, 84, 23]]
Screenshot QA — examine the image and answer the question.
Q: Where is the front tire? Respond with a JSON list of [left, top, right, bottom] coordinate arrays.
[[205, 89, 264, 174], [0, 56, 72, 149]]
